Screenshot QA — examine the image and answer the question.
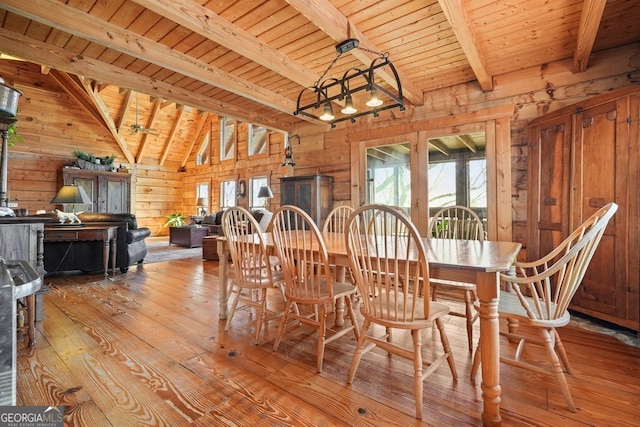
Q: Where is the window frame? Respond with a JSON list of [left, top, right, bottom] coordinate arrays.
[[249, 176, 268, 209], [248, 124, 268, 157], [196, 130, 211, 166], [219, 117, 236, 162], [220, 179, 237, 209]]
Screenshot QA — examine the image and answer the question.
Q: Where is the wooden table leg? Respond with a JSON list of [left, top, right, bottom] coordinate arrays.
[[102, 240, 109, 279], [477, 271, 502, 427], [217, 238, 230, 320], [110, 237, 117, 276], [334, 266, 346, 326], [26, 293, 36, 346]]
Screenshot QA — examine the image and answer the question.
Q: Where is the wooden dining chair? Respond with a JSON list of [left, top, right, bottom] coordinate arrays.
[[345, 204, 458, 420], [271, 205, 360, 373], [428, 205, 485, 353], [471, 202, 618, 412], [221, 207, 286, 344], [322, 205, 354, 233]]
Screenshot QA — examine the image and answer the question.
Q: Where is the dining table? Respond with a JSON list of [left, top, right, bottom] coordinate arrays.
[[216, 232, 521, 427]]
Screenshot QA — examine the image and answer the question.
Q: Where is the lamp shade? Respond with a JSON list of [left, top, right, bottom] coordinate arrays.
[[196, 197, 207, 206], [257, 185, 273, 198], [50, 185, 92, 204]]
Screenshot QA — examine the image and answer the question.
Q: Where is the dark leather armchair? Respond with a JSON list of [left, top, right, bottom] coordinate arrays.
[[41, 212, 151, 274]]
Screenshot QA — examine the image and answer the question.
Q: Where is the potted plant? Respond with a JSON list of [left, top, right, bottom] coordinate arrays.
[[164, 212, 186, 228]]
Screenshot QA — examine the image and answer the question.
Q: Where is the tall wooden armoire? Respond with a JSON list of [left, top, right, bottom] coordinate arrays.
[[527, 85, 639, 334]]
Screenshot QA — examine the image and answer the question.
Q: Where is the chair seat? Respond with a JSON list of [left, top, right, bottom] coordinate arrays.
[[290, 279, 356, 304], [496, 291, 571, 329], [365, 292, 450, 328]]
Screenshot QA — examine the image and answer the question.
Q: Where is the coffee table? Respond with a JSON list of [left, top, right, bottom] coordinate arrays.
[[169, 226, 208, 248]]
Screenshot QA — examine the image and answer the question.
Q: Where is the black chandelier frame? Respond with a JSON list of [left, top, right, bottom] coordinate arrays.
[[293, 43, 405, 128]]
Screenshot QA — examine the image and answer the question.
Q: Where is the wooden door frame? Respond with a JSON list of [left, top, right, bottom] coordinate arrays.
[[349, 105, 514, 240]]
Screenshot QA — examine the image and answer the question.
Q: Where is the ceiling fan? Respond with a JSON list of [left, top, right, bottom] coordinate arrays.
[[130, 93, 159, 136]]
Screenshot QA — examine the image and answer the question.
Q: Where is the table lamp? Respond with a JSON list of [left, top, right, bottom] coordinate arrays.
[[257, 185, 273, 208], [50, 185, 92, 213], [196, 197, 208, 216]]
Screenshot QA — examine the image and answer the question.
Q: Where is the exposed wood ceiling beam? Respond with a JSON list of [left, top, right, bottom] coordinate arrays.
[[80, 78, 136, 164], [2, 0, 298, 117], [285, 0, 423, 106], [437, 0, 493, 91], [428, 138, 450, 156], [371, 146, 402, 161], [117, 89, 134, 135], [0, 28, 292, 132], [48, 70, 111, 132], [457, 134, 477, 153], [132, 0, 318, 89], [182, 113, 210, 168], [574, 0, 607, 72], [160, 105, 186, 166], [136, 98, 163, 163]]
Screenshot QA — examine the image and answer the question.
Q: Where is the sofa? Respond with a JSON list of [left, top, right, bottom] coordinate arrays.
[[40, 212, 151, 274], [203, 208, 273, 236]]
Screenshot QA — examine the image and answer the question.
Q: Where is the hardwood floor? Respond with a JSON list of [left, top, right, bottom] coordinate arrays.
[[17, 257, 640, 426]]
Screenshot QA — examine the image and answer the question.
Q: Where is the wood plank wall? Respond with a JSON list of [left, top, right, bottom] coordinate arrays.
[[2, 43, 639, 244]]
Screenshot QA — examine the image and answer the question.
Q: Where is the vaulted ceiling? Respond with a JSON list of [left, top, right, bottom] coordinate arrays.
[[0, 0, 638, 164]]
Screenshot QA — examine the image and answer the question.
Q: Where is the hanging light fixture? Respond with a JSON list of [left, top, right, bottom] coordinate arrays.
[[282, 134, 298, 166], [294, 39, 404, 128]]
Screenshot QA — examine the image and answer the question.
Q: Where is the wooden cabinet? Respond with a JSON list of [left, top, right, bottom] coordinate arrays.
[[0, 220, 45, 278], [280, 174, 333, 226], [527, 86, 640, 333], [60, 169, 131, 213]]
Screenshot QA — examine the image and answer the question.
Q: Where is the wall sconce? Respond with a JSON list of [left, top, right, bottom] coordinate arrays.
[[282, 134, 298, 167], [294, 39, 404, 128]]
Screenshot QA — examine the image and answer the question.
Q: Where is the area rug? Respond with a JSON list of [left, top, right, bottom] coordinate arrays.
[[570, 313, 640, 348], [143, 237, 202, 264]]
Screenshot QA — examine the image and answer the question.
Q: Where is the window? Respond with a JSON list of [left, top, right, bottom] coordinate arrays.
[[196, 182, 209, 215], [365, 143, 411, 213], [219, 117, 236, 161], [249, 176, 268, 209], [428, 161, 457, 208], [248, 124, 267, 156], [220, 180, 237, 209], [196, 131, 210, 166], [428, 150, 487, 218]]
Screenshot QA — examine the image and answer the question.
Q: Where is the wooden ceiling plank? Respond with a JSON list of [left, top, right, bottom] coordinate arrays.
[[2, 0, 297, 116], [573, 0, 607, 73], [0, 27, 293, 132], [160, 105, 185, 166], [285, 0, 423, 106], [131, 0, 319, 88], [79, 77, 136, 164], [182, 112, 209, 167], [437, 0, 493, 92]]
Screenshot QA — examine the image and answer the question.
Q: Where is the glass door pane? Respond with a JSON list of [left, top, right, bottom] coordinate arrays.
[[427, 131, 487, 221], [366, 143, 411, 214]]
